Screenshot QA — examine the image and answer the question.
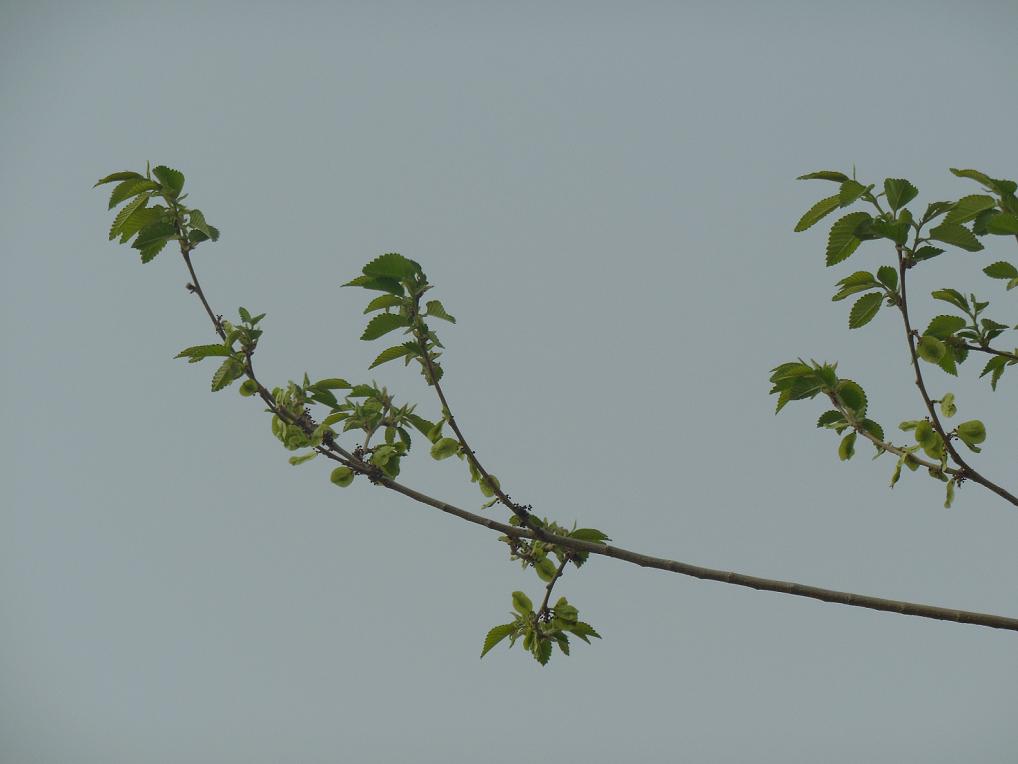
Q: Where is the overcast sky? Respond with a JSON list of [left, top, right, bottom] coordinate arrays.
[[3, 1, 1018, 761]]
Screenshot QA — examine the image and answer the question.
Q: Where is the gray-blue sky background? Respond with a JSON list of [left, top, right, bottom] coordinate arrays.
[[3, 1, 1017, 761]]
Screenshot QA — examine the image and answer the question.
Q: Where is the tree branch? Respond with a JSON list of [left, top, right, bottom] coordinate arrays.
[[168, 220, 1018, 635], [896, 245, 1018, 507]]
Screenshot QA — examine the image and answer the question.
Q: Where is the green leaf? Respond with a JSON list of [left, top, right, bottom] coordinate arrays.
[[798, 170, 850, 182], [425, 299, 456, 323], [330, 466, 356, 487], [313, 378, 352, 390], [839, 180, 870, 207], [930, 223, 983, 252], [362, 253, 421, 280], [957, 420, 986, 451], [937, 347, 959, 377], [883, 178, 918, 211], [826, 212, 872, 266], [139, 240, 168, 264], [950, 168, 996, 190], [534, 638, 553, 666], [794, 194, 841, 232], [985, 212, 1018, 235], [175, 343, 231, 362], [108, 194, 149, 240], [108, 178, 159, 209], [188, 209, 218, 241], [480, 623, 516, 658], [288, 452, 317, 466], [152, 165, 185, 196], [912, 246, 944, 263], [211, 357, 244, 391], [832, 271, 878, 301], [363, 294, 405, 313], [94, 170, 143, 187], [848, 292, 882, 329], [939, 392, 956, 418], [835, 379, 867, 417], [944, 194, 996, 226], [930, 288, 968, 312], [342, 275, 405, 296], [876, 265, 898, 291], [924, 315, 967, 339], [984, 261, 1018, 280], [567, 622, 602, 644], [922, 201, 955, 223], [569, 528, 611, 543], [132, 221, 176, 249], [980, 355, 1009, 390], [369, 344, 413, 369], [361, 313, 410, 341], [430, 437, 459, 460], [512, 591, 533, 615], [916, 335, 946, 363], [816, 410, 846, 428], [838, 432, 856, 461], [116, 206, 165, 243]]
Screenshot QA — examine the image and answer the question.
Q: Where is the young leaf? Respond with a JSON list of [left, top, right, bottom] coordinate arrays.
[[239, 379, 259, 397], [362, 253, 421, 280], [832, 271, 878, 301], [835, 379, 867, 417], [425, 300, 456, 323], [848, 292, 882, 328], [535, 558, 558, 582], [152, 165, 185, 196], [924, 315, 967, 339], [313, 378, 352, 390], [569, 528, 611, 543], [826, 212, 872, 266], [94, 170, 143, 187], [211, 357, 244, 391], [363, 294, 405, 313], [369, 345, 413, 369], [912, 246, 944, 263], [342, 275, 405, 296], [330, 466, 356, 487], [795, 194, 841, 232], [943, 195, 996, 226], [108, 193, 149, 240], [838, 432, 856, 461], [480, 623, 516, 658], [116, 206, 165, 243], [108, 178, 158, 209], [361, 313, 410, 341], [175, 343, 231, 362], [139, 240, 168, 264], [132, 221, 176, 249], [930, 288, 968, 312], [979, 355, 1009, 390], [929, 223, 983, 252], [985, 212, 1018, 235], [288, 452, 317, 466], [944, 479, 956, 509], [188, 209, 218, 241], [883, 178, 918, 211], [876, 265, 898, 292], [512, 591, 533, 615], [798, 170, 850, 182], [983, 261, 1018, 280], [479, 474, 500, 498], [535, 638, 553, 666], [839, 180, 870, 207]]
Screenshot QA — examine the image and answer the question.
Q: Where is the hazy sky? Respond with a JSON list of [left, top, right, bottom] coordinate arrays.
[[3, 1, 1018, 761]]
